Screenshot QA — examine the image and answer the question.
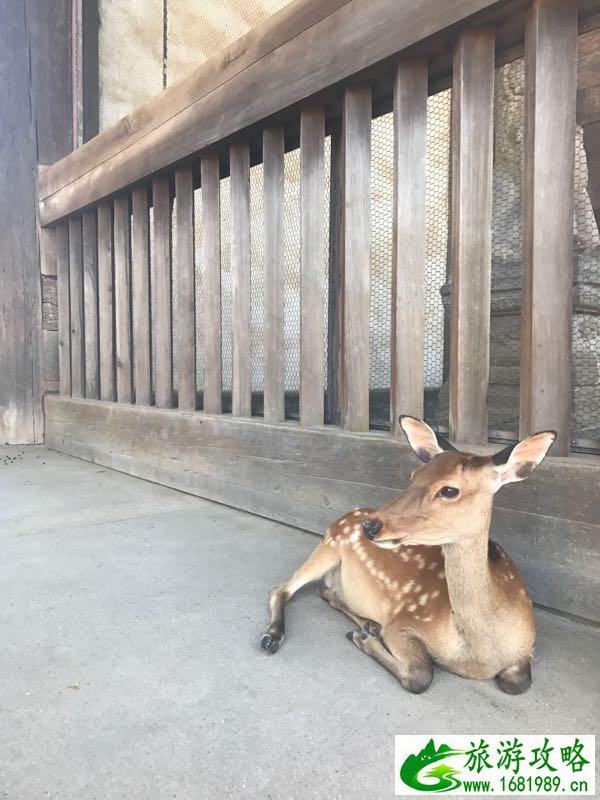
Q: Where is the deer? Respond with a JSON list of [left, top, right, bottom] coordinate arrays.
[[259, 416, 556, 694]]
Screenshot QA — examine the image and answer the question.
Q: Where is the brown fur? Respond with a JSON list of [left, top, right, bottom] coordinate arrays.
[[260, 418, 555, 694]]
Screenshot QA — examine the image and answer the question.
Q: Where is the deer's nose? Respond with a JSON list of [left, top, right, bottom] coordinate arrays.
[[362, 518, 382, 540]]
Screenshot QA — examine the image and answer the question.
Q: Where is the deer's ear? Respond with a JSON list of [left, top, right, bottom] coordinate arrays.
[[399, 416, 444, 463], [492, 431, 556, 487]]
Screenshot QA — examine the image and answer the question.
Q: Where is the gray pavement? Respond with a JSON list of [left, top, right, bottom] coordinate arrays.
[[0, 445, 598, 799]]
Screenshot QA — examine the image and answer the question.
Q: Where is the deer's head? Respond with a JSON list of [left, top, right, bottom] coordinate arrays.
[[362, 416, 556, 549]]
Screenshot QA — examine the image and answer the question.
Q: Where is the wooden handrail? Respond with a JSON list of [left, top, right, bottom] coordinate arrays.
[[38, 0, 536, 226]]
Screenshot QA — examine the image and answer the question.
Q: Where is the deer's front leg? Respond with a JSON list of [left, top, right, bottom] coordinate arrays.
[[347, 626, 433, 694], [260, 539, 340, 654]]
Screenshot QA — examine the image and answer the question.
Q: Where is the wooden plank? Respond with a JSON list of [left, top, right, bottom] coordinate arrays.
[[97, 202, 115, 401], [341, 86, 371, 432], [521, 0, 577, 456], [153, 175, 173, 409], [37, 0, 532, 225], [449, 28, 495, 445], [391, 61, 427, 432], [131, 187, 152, 405], [45, 395, 600, 622], [230, 142, 251, 417], [68, 217, 85, 398], [175, 167, 196, 411], [201, 155, 222, 414], [82, 210, 99, 398], [263, 127, 285, 423], [56, 223, 71, 396], [113, 194, 132, 403], [326, 124, 343, 426], [300, 106, 326, 427]]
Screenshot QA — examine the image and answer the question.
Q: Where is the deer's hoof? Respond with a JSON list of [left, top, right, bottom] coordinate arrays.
[[362, 619, 382, 637], [260, 632, 282, 654]]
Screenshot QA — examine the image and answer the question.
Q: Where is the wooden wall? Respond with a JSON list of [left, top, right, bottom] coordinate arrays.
[[45, 396, 600, 623], [0, 0, 72, 443]]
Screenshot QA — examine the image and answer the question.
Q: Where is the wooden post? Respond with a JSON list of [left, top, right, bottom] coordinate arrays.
[[82, 210, 99, 398], [97, 202, 115, 401], [521, 0, 577, 456], [263, 127, 285, 423], [113, 194, 132, 403], [391, 60, 427, 433], [68, 217, 85, 398], [175, 167, 196, 411], [56, 222, 71, 396], [341, 86, 371, 432], [326, 124, 343, 426], [300, 106, 326, 426], [132, 187, 152, 405], [201, 154, 222, 414], [449, 28, 495, 445], [230, 142, 251, 417], [153, 175, 173, 408]]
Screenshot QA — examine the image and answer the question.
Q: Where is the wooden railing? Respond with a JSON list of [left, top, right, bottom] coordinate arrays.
[[40, 0, 594, 458]]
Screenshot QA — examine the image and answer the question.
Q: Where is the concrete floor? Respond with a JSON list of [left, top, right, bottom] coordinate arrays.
[[0, 445, 598, 800]]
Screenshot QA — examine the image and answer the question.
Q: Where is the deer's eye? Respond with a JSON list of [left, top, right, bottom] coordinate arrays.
[[438, 485, 460, 499]]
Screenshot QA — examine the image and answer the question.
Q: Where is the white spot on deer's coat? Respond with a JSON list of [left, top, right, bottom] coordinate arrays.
[[408, 603, 417, 612], [427, 561, 439, 570], [431, 589, 440, 599], [353, 511, 362, 517], [400, 551, 410, 562], [343, 526, 351, 533], [402, 580, 415, 594], [437, 570, 445, 580], [418, 593, 429, 606], [349, 529, 361, 543]]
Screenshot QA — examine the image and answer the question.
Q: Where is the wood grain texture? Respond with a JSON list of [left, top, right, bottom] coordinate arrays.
[[326, 124, 343, 426], [341, 86, 371, 432], [521, 0, 577, 456], [153, 176, 173, 409], [175, 167, 196, 411], [38, 0, 523, 225], [113, 195, 132, 403], [263, 127, 285, 423], [97, 202, 115, 401], [391, 60, 427, 431], [132, 187, 152, 405], [82, 210, 99, 398], [449, 29, 495, 445], [45, 396, 600, 622], [300, 107, 326, 427], [68, 217, 85, 398], [56, 223, 71, 396], [201, 155, 222, 414], [230, 142, 251, 417]]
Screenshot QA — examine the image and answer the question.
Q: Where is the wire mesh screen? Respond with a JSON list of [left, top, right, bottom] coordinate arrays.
[[369, 91, 451, 429]]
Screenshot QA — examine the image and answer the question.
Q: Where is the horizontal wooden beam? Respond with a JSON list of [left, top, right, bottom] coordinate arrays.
[[38, 0, 529, 226], [44, 396, 600, 621]]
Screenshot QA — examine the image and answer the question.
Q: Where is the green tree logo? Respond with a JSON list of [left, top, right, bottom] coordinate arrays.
[[400, 739, 465, 793]]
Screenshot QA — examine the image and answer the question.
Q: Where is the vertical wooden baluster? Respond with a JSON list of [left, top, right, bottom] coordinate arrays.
[[449, 29, 495, 445], [201, 154, 222, 414], [56, 222, 71, 396], [132, 187, 152, 405], [97, 202, 115, 401], [300, 106, 326, 427], [521, 0, 577, 456], [82, 210, 99, 399], [68, 217, 85, 398], [341, 85, 371, 432], [153, 175, 173, 408], [175, 167, 196, 411], [113, 194, 132, 403], [391, 60, 427, 432], [263, 126, 285, 423], [326, 123, 343, 426], [230, 142, 251, 417]]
